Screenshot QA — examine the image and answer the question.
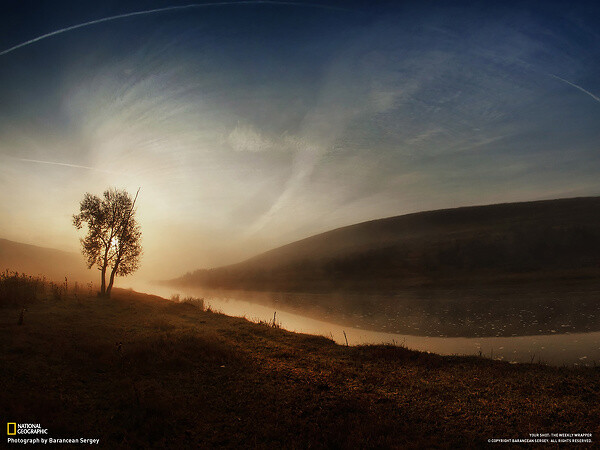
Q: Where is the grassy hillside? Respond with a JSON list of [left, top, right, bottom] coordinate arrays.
[[0, 238, 92, 283], [1, 280, 598, 448], [172, 196, 600, 292]]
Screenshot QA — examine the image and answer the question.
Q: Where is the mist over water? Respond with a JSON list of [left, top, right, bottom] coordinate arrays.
[[125, 280, 600, 366]]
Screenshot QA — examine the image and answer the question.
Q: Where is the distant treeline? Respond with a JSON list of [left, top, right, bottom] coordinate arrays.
[[173, 197, 600, 292]]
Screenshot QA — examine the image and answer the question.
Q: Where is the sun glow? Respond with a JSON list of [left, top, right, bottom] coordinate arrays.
[[109, 236, 120, 254]]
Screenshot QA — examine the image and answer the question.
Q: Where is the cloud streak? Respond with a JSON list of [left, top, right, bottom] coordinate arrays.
[[550, 74, 600, 105], [0, 1, 351, 57], [10, 157, 123, 174]]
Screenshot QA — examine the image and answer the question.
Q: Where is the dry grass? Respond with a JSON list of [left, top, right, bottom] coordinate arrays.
[[0, 281, 598, 448]]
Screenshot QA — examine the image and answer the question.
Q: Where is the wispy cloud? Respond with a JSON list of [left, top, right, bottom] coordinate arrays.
[[227, 124, 274, 153], [549, 74, 600, 105], [9, 157, 123, 174], [0, 1, 352, 57]]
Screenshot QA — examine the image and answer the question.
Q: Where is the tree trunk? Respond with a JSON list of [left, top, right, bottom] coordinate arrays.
[[100, 243, 111, 297], [100, 265, 107, 296], [106, 258, 120, 298]]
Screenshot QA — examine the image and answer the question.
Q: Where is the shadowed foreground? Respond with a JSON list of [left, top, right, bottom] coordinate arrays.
[[1, 287, 599, 448]]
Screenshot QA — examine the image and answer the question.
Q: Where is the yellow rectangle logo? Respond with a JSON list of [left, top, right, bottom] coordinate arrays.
[[7, 423, 16, 435]]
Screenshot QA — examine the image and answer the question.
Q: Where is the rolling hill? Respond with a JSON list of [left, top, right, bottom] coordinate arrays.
[[171, 196, 600, 292], [0, 238, 93, 283]]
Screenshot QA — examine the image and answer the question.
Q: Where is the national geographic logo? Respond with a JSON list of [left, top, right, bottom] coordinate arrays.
[[6, 422, 100, 445], [6, 423, 48, 435]]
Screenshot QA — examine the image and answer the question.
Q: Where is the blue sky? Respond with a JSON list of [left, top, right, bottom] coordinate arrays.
[[0, 0, 599, 278]]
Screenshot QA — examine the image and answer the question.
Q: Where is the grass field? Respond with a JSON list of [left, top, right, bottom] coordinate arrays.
[[1, 278, 599, 448]]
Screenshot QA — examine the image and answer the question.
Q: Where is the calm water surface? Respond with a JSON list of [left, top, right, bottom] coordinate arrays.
[[126, 281, 600, 367]]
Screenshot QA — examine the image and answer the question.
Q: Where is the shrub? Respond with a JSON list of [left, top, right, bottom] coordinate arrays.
[[0, 270, 44, 306]]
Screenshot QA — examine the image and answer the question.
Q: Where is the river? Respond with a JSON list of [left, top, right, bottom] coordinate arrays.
[[123, 281, 600, 367]]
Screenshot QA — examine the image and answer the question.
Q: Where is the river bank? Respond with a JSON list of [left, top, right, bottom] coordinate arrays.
[[1, 286, 599, 447]]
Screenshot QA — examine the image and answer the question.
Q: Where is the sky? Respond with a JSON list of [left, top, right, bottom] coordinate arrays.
[[0, 0, 599, 280]]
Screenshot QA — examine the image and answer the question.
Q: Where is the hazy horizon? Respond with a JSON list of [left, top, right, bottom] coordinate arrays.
[[1, 0, 599, 281]]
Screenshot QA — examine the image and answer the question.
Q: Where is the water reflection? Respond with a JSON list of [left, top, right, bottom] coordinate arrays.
[[126, 281, 600, 366]]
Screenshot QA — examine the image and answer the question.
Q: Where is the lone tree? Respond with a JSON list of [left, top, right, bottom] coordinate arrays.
[[73, 188, 142, 297]]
